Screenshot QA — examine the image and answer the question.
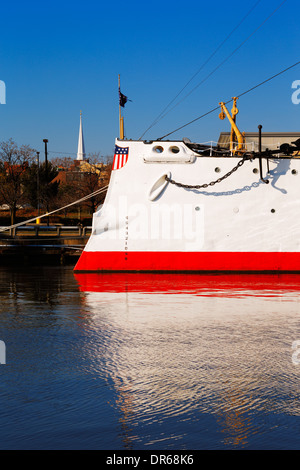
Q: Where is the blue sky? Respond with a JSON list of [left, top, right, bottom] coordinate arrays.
[[0, 0, 299, 158]]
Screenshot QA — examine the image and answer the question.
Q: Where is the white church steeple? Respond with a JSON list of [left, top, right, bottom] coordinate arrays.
[[77, 110, 86, 161]]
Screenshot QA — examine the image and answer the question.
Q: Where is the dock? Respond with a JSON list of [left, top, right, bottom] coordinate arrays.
[[0, 225, 91, 265]]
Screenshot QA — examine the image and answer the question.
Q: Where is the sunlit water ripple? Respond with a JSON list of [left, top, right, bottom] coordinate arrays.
[[0, 267, 299, 449]]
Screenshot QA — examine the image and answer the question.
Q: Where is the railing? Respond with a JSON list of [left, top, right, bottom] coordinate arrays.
[[219, 141, 282, 154], [196, 141, 256, 155], [0, 226, 92, 238]]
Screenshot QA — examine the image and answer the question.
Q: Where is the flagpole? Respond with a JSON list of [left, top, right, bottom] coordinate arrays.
[[118, 74, 124, 140]]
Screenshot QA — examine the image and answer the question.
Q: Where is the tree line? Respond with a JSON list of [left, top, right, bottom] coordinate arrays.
[[0, 139, 113, 225]]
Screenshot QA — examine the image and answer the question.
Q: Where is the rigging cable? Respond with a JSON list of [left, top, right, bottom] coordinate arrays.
[[157, 0, 288, 124], [157, 59, 300, 140], [139, 0, 288, 140], [138, 0, 263, 140]]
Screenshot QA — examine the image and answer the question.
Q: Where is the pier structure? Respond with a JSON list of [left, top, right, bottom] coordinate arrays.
[[0, 225, 91, 264]]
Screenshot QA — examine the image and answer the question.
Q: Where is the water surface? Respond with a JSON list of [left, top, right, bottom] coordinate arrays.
[[0, 267, 299, 449]]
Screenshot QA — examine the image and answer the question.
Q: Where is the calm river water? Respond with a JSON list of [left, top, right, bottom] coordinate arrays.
[[0, 265, 299, 450]]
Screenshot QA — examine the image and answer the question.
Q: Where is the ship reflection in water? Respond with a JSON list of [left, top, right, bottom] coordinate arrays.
[[75, 272, 300, 449]]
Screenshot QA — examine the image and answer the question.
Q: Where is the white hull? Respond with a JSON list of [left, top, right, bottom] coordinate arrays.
[[75, 139, 300, 272]]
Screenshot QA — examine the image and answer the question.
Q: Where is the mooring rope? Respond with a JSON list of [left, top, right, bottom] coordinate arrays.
[[0, 185, 109, 234]]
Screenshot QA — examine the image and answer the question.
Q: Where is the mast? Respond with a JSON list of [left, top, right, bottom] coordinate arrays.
[[118, 75, 124, 140]]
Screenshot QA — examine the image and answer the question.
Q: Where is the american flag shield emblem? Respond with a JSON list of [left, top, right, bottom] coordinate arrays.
[[112, 145, 129, 170]]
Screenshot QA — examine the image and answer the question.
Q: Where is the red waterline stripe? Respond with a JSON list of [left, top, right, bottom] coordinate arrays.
[[74, 251, 300, 272]]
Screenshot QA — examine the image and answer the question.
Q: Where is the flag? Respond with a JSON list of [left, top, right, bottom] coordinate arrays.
[[112, 145, 129, 170], [119, 88, 128, 108], [119, 87, 132, 107]]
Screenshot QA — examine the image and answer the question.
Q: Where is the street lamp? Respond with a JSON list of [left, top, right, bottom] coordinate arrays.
[[43, 139, 48, 179], [43, 139, 49, 225], [36, 151, 40, 224]]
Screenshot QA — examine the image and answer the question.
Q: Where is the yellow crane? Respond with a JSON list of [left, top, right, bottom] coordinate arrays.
[[219, 97, 246, 155]]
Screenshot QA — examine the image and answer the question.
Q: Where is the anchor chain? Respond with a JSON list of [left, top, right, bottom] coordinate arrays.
[[165, 156, 249, 189]]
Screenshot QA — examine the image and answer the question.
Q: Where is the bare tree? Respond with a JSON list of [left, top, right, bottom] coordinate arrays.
[[0, 139, 36, 225], [55, 153, 112, 222], [51, 156, 75, 169]]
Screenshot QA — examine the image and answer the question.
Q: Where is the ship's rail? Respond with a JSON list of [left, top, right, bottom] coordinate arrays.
[[193, 140, 282, 156]]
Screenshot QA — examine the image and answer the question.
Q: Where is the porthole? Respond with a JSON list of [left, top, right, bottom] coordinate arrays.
[[292, 169, 298, 175], [170, 146, 180, 154], [153, 146, 164, 153], [195, 206, 200, 211], [271, 209, 276, 213], [215, 167, 221, 173], [253, 168, 259, 174]]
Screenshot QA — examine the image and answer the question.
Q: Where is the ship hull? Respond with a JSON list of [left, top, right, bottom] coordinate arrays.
[[74, 251, 300, 272], [74, 138, 300, 273]]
